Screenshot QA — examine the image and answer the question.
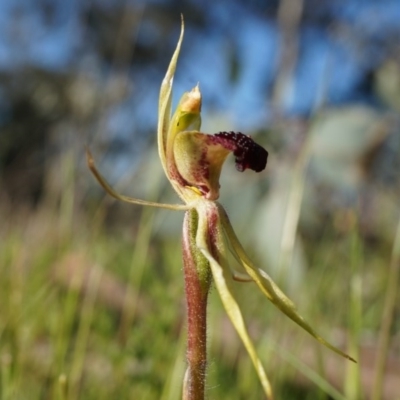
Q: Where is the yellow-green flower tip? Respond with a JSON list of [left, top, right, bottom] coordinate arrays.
[[180, 85, 202, 114]]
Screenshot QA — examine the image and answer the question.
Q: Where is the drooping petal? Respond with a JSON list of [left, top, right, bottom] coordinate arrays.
[[86, 149, 189, 211], [195, 201, 274, 399], [217, 203, 356, 363]]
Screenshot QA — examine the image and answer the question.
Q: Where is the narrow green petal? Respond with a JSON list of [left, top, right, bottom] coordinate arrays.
[[195, 203, 274, 399], [86, 149, 189, 211], [158, 16, 184, 174], [217, 203, 356, 363]]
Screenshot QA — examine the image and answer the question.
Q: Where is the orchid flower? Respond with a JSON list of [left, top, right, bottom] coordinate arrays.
[[87, 18, 355, 400]]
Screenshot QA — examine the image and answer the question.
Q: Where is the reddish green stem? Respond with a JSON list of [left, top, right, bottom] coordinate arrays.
[[182, 210, 211, 400]]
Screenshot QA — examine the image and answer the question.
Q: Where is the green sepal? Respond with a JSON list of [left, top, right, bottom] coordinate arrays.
[[183, 208, 212, 293]]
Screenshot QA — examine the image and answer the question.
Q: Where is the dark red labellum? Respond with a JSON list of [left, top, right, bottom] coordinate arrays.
[[212, 131, 268, 172]]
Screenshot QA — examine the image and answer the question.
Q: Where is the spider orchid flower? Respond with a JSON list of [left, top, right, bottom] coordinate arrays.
[[87, 18, 355, 400]]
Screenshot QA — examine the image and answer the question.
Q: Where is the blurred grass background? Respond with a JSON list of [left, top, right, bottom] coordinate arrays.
[[1, 1, 400, 399]]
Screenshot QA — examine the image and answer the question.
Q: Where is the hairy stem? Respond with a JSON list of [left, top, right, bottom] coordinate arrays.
[[182, 209, 212, 400]]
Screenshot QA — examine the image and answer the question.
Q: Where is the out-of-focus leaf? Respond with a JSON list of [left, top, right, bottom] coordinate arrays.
[[375, 60, 400, 112], [310, 106, 382, 188]]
